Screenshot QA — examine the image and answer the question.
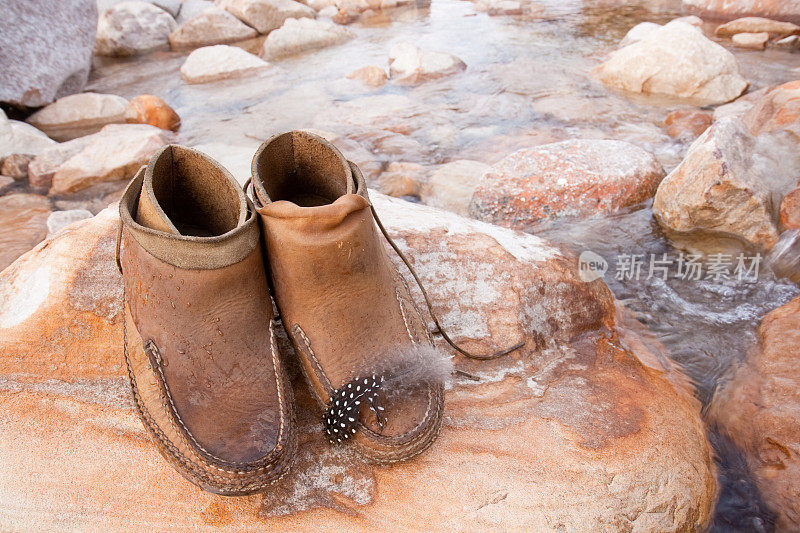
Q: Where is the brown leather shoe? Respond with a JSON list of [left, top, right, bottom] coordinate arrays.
[[117, 145, 295, 495], [249, 131, 450, 463]]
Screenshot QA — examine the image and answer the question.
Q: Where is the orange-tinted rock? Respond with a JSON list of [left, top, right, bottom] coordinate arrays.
[[0, 194, 51, 272], [742, 79, 800, 138], [709, 295, 800, 530], [664, 108, 713, 139], [0, 196, 716, 530], [684, 0, 800, 24], [0, 153, 34, 180], [469, 139, 665, 230], [780, 187, 800, 230], [0, 206, 123, 378], [124, 94, 181, 132], [373, 161, 427, 197], [346, 65, 388, 87], [715, 16, 800, 37]]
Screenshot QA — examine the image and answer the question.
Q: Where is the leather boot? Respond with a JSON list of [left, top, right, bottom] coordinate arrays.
[[117, 145, 295, 495], [249, 131, 450, 463]]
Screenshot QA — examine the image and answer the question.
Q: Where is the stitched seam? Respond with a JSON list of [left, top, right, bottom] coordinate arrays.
[[293, 324, 333, 393], [133, 328, 286, 476], [396, 287, 418, 345]]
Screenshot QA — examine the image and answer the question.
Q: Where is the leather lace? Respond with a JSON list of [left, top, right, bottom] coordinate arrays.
[[229, 178, 522, 360], [367, 203, 524, 361]]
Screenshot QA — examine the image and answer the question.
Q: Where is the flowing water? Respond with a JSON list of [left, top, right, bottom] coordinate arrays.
[[84, 0, 800, 529]]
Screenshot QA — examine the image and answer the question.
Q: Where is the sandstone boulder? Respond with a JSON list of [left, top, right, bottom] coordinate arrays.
[[180, 45, 272, 83], [469, 139, 665, 230], [0, 0, 97, 107], [775, 34, 800, 48], [0, 195, 715, 530], [731, 31, 769, 49], [124, 94, 181, 131], [0, 111, 56, 159], [0, 194, 52, 272], [709, 295, 800, 530], [260, 17, 353, 59], [683, 0, 800, 24], [741, 79, 800, 138], [49, 124, 172, 195], [593, 20, 749, 105], [420, 159, 491, 216], [169, 5, 258, 48], [96, 1, 178, 56], [388, 42, 466, 84], [0, 176, 14, 194], [653, 116, 797, 254], [218, 0, 315, 33], [716, 16, 800, 37], [26, 93, 129, 142]]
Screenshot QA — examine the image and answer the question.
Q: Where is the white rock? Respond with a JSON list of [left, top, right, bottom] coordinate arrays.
[[26, 93, 129, 142], [1, 0, 97, 108], [419, 160, 491, 216], [775, 35, 800, 49], [0, 111, 56, 159], [593, 20, 749, 105], [672, 15, 704, 27], [95, 1, 177, 56], [260, 17, 353, 59], [180, 45, 272, 83], [46, 210, 94, 237], [619, 22, 661, 46], [169, 6, 257, 48], [388, 42, 466, 84], [218, 0, 315, 33], [732, 31, 769, 49]]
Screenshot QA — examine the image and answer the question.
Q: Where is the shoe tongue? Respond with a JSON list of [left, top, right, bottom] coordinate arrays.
[[135, 145, 247, 236]]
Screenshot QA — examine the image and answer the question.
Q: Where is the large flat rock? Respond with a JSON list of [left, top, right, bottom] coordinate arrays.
[[0, 195, 716, 530]]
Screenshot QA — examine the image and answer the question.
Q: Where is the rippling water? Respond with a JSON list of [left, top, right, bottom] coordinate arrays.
[[84, 0, 800, 528]]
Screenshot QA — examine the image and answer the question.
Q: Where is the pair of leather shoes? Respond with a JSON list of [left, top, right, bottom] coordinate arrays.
[[118, 131, 452, 495]]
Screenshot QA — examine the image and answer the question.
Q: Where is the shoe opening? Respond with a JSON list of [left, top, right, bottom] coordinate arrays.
[[144, 145, 245, 237], [252, 131, 351, 207]]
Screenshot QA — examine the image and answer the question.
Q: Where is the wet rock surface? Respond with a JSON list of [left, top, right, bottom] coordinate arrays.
[[653, 116, 791, 254], [0, 196, 715, 530], [388, 42, 467, 84], [715, 16, 800, 38], [710, 295, 800, 531], [420, 159, 491, 216], [0, 0, 97, 107], [593, 20, 749, 105], [469, 139, 665, 230], [664, 108, 713, 139]]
